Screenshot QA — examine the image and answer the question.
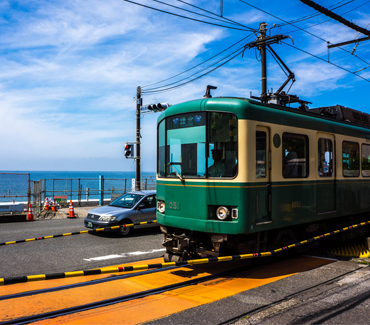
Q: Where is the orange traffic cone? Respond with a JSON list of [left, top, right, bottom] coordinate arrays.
[[44, 197, 50, 210], [51, 199, 57, 212], [27, 204, 34, 221], [68, 201, 75, 218]]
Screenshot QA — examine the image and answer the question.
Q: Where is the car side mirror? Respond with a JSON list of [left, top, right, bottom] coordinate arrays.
[[138, 203, 146, 209]]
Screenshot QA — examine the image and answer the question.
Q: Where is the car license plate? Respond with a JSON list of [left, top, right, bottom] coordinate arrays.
[[87, 222, 93, 228]]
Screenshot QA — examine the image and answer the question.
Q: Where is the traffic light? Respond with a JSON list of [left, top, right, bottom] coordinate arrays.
[[147, 103, 170, 112], [124, 143, 134, 158]]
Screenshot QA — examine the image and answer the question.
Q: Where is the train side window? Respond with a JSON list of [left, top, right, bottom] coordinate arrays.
[[318, 138, 333, 177], [342, 141, 359, 177], [282, 133, 309, 178], [207, 113, 238, 178], [361, 144, 370, 177], [256, 131, 266, 178]]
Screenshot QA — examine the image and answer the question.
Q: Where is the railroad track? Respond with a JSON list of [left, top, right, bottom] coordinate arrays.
[[0, 254, 336, 324], [0, 259, 253, 324]]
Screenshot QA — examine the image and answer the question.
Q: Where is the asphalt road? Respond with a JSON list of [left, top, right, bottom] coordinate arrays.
[[0, 218, 164, 278]]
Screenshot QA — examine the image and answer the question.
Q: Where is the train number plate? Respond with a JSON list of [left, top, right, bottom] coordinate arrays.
[[167, 201, 180, 210]]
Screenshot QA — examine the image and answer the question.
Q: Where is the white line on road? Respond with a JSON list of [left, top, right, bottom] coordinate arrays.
[[84, 248, 166, 262]]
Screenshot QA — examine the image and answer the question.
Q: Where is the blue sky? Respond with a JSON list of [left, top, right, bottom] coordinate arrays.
[[0, 0, 369, 172]]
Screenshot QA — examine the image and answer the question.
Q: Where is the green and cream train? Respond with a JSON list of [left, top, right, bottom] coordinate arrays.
[[156, 97, 370, 261]]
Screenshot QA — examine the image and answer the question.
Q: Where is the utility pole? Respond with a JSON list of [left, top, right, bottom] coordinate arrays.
[[246, 24, 310, 108], [258, 22, 268, 103], [136, 86, 141, 191]]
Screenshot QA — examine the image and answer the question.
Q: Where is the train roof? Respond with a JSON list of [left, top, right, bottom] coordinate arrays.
[[158, 97, 370, 139]]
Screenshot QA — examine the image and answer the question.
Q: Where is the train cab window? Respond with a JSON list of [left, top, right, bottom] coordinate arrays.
[[207, 113, 237, 178], [165, 112, 206, 178], [318, 138, 333, 177], [282, 133, 309, 178], [256, 131, 266, 178], [361, 144, 370, 177], [342, 141, 359, 177], [158, 120, 165, 177]]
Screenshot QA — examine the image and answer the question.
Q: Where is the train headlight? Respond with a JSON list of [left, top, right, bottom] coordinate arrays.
[[231, 208, 238, 220], [157, 201, 165, 213], [216, 206, 229, 220]]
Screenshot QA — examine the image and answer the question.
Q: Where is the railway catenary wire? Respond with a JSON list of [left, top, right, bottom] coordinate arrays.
[[0, 220, 158, 246], [0, 263, 257, 325], [1, 219, 370, 286], [282, 41, 370, 83]]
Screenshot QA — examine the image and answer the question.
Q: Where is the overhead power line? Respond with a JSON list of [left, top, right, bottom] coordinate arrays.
[[122, 0, 252, 31], [149, 0, 241, 27], [174, 0, 256, 31], [142, 34, 254, 88], [300, 0, 370, 37], [142, 47, 246, 94]]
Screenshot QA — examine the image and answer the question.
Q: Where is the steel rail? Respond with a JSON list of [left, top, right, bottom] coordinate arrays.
[[0, 265, 181, 302], [1, 220, 369, 286], [0, 264, 253, 325]]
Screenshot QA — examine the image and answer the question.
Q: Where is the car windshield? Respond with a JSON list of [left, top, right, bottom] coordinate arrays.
[[109, 193, 144, 208]]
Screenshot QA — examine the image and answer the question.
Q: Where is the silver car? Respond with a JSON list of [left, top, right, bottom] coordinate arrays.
[[84, 190, 157, 236]]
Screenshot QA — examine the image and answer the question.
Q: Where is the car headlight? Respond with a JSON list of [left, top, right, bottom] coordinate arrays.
[[98, 215, 117, 221], [157, 200, 165, 213], [216, 206, 229, 220]]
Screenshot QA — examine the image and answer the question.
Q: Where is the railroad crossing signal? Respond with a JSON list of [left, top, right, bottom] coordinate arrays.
[[124, 142, 135, 159]]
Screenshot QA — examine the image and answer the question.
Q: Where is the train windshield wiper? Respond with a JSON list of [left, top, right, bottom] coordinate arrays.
[[168, 162, 184, 183]]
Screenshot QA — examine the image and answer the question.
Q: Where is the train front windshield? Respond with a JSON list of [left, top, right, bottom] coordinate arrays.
[[158, 112, 238, 178]]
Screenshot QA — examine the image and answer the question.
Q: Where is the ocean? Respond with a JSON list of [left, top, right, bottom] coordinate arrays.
[[0, 171, 156, 203]]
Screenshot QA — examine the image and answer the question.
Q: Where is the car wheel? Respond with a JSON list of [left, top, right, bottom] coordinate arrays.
[[119, 220, 133, 237]]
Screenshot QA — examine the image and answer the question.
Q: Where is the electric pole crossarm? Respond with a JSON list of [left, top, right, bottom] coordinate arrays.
[[328, 36, 370, 49], [245, 34, 289, 49], [300, 0, 370, 37]]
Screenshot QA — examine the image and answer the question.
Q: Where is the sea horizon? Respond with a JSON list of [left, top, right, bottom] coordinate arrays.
[[0, 170, 156, 203]]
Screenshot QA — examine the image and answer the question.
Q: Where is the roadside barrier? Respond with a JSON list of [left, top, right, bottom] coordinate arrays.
[[51, 199, 57, 212], [68, 201, 75, 218], [0, 220, 158, 246], [1, 220, 369, 286], [26, 204, 34, 221], [44, 198, 50, 211]]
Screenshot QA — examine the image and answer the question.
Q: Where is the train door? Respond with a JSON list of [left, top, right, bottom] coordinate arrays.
[[316, 133, 336, 214], [255, 126, 271, 223]]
